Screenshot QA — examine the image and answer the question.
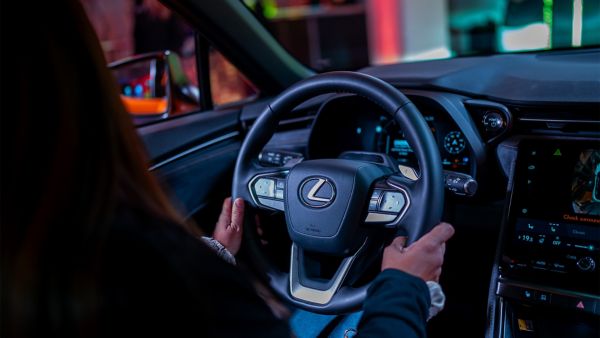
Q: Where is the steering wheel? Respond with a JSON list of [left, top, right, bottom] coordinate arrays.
[[233, 71, 443, 314]]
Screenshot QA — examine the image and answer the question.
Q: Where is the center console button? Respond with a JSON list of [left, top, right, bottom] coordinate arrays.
[[522, 289, 534, 301], [552, 294, 596, 314], [534, 291, 552, 304], [549, 261, 567, 273], [576, 256, 596, 272]]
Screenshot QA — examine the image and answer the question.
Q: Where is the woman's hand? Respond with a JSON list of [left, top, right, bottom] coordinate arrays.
[[213, 197, 244, 255], [381, 222, 455, 282]]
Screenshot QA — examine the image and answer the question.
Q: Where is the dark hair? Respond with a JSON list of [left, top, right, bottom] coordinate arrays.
[[1, 0, 185, 336]]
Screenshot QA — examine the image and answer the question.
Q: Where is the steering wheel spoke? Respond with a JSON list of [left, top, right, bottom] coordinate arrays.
[[289, 240, 367, 306], [363, 170, 436, 246], [364, 178, 412, 226], [248, 169, 288, 212]]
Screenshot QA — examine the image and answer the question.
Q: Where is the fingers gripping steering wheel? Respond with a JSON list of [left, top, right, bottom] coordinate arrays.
[[233, 71, 444, 314]]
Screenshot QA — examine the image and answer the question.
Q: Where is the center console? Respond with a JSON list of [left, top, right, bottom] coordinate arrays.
[[490, 138, 600, 338]]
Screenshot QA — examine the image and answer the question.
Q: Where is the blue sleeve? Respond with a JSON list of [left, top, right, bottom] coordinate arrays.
[[357, 269, 431, 338]]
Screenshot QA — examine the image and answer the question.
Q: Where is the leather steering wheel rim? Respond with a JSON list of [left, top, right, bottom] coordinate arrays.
[[233, 71, 444, 313]]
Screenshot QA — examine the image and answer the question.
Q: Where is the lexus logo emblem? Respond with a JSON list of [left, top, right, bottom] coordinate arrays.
[[299, 177, 336, 208]]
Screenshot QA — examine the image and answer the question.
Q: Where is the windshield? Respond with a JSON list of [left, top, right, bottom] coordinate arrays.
[[243, 0, 600, 71]]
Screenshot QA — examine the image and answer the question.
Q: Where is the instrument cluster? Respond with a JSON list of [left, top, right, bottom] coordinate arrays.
[[308, 95, 474, 175]]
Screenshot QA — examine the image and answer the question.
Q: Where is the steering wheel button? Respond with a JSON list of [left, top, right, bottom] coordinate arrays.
[[275, 189, 284, 200], [368, 198, 379, 211], [380, 192, 405, 213], [365, 212, 396, 223], [255, 178, 275, 198], [258, 197, 284, 211], [276, 180, 285, 189]]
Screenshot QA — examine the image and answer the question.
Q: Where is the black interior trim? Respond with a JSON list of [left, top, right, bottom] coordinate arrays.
[[138, 108, 240, 162], [195, 32, 213, 110]]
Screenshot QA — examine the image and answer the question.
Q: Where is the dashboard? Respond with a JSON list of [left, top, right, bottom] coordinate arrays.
[[307, 94, 478, 175], [252, 86, 599, 336], [241, 48, 600, 338]]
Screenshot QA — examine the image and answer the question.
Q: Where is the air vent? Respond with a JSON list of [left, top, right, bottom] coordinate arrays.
[[510, 104, 600, 134]]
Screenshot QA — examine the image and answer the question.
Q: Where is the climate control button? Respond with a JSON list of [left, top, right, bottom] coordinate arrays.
[[576, 256, 596, 272]]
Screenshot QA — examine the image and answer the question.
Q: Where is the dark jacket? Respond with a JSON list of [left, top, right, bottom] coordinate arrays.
[[100, 206, 430, 337]]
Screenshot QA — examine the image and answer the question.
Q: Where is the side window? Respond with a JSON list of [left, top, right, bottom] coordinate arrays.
[[80, 0, 257, 124], [209, 48, 258, 107]]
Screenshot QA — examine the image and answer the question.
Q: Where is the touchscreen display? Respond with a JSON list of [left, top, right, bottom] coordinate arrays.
[[515, 142, 600, 225], [504, 139, 600, 294]]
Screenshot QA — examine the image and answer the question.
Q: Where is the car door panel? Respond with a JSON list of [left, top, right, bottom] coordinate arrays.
[[138, 108, 240, 161], [153, 139, 240, 219], [137, 108, 242, 221]]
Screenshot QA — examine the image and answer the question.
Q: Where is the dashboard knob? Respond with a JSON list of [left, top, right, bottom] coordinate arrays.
[[482, 111, 505, 132], [443, 171, 478, 196], [577, 256, 596, 272], [464, 179, 478, 196]]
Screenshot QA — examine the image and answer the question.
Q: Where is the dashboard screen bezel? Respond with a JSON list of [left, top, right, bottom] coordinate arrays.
[[500, 137, 600, 295]]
